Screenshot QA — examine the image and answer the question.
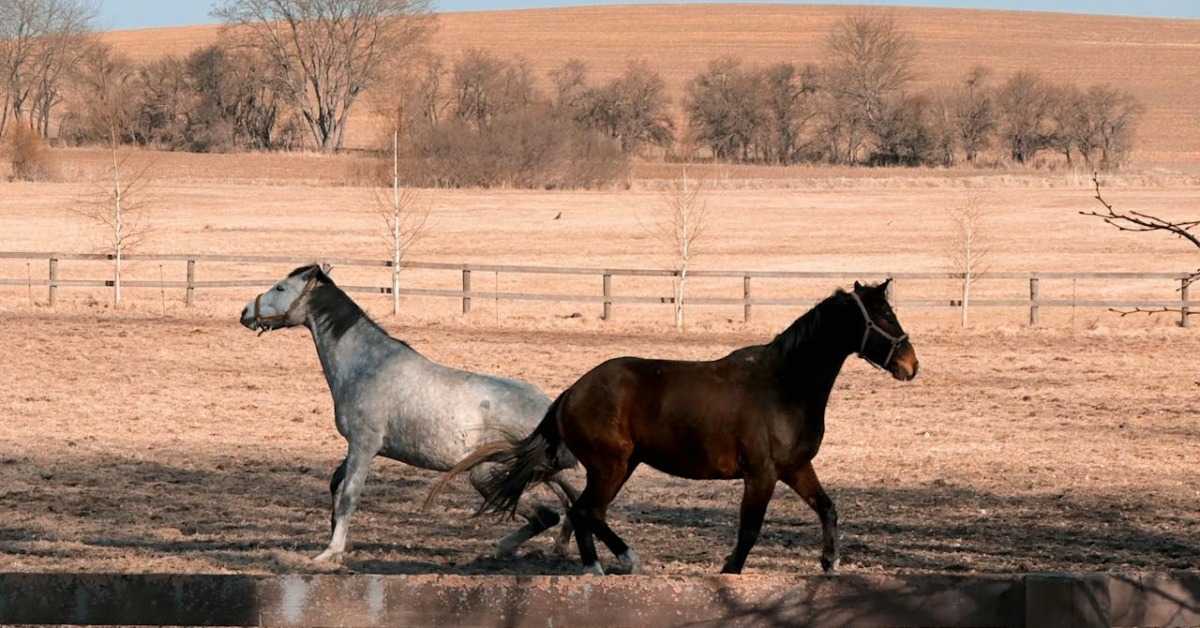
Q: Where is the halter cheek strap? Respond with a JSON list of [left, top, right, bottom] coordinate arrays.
[[252, 271, 321, 334], [849, 291, 908, 370]]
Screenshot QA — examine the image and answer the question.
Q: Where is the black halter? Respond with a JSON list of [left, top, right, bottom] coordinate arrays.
[[849, 291, 908, 370], [251, 271, 321, 335]]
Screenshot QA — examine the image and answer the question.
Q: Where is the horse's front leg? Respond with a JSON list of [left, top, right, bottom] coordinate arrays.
[[721, 475, 776, 574], [782, 462, 839, 572], [315, 440, 380, 564], [328, 458, 347, 534]]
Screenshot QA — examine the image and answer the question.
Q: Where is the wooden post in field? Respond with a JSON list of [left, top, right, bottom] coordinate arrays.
[[48, 258, 58, 308], [462, 268, 472, 314], [1182, 278, 1191, 328], [186, 260, 196, 307], [603, 273, 612, 320], [743, 275, 752, 323], [1029, 276, 1040, 326]]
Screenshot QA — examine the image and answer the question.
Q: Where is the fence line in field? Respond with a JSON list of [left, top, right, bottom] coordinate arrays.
[[0, 251, 1191, 327]]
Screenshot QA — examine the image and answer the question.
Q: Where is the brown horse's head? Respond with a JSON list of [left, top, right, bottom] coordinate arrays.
[[852, 279, 918, 381]]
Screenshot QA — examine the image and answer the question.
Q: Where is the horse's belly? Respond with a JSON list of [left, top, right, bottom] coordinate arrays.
[[639, 437, 743, 480]]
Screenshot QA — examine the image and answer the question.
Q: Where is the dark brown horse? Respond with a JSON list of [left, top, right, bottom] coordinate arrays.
[[426, 280, 918, 575]]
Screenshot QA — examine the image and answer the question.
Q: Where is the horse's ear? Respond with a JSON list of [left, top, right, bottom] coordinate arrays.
[[879, 277, 893, 291], [853, 280, 863, 291], [320, 263, 332, 275]]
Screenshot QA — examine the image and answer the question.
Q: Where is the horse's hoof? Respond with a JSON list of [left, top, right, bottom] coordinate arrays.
[[553, 541, 572, 558], [820, 556, 840, 573], [314, 549, 344, 564], [582, 562, 605, 576], [493, 545, 518, 560], [611, 549, 642, 575]]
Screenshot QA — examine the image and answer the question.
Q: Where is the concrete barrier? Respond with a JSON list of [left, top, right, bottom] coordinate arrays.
[[0, 572, 1197, 627]]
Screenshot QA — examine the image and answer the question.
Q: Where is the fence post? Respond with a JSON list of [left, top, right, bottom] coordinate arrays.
[[462, 268, 472, 315], [186, 260, 196, 308], [48, 258, 58, 308], [743, 275, 752, 323], [603, 273, 612, 320], [1029, 276, 1040, 326], [1182, 278, 1191, 328]]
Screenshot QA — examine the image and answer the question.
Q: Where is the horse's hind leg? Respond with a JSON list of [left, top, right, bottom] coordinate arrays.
[[721, 475, 776, 574], [548, 473, 579, 556], [468, 465, 559, 559], [571, 463, 638, 575], [782, 462, 839, 572]]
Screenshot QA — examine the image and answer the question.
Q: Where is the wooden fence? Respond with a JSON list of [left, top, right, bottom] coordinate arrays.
[[0, 252, 1192, 327]]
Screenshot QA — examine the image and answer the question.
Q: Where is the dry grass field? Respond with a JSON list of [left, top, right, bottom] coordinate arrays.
[[1, 4, 1198, 581], [99, 5, 1200, 165], [0, 143, 1197, 576]]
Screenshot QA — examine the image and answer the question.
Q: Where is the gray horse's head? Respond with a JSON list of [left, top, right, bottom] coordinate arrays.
[[240, 264, 329, 333]]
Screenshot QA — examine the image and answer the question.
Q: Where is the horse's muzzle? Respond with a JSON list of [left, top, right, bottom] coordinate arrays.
[[240, 304, 284, 335], [889, 347, 919, 381]]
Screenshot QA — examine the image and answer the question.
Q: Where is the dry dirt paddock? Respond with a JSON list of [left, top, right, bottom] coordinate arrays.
[[0, 312, 1196, 577], [0, 151, 1197, 577]]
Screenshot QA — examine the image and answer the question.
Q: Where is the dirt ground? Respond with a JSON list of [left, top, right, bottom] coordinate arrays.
[[1, 149, 1197, 577], [0, 307, 1196, 577]]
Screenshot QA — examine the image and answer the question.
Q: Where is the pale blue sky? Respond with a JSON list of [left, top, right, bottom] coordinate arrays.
[[96, 0, 1199, 31]]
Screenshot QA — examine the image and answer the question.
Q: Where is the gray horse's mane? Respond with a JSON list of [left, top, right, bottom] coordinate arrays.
[[292, 265, 411, 347]]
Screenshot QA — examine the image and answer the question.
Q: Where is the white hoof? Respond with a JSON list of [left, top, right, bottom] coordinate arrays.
[[313, 548, 344, 564], [582, 562, 605, 576], [614, 549, 642, 575]]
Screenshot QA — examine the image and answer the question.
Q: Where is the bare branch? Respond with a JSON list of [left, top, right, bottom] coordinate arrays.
[[1108, 307, 1196, 318], [1082, 173, 1200, 289]]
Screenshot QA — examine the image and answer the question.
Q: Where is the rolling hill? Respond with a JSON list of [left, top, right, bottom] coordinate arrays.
[[99, 4, 1200, 165]]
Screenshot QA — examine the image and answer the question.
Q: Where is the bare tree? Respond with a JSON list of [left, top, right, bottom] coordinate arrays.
[[644, 165, 710, 330], [995, 70, 1056, 165], [212, 0, 434, 152], [549, 57, 589, 113], [601, 59, 674, 154], [758, 61, 820, 165], [374, 106, 430, 316], [68, 43, 151, 307], [954, 65, 995, 165], [823, 10, 917, 164], [0, 0, 97, 138], [685, 56, 762, 161], [1081, 84, 1143, 171], [1082, 174, 1198, 319], [948, 192, 991, 327]]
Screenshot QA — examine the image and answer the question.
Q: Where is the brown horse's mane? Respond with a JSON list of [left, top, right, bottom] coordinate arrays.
[[767, 288, 851, 360]]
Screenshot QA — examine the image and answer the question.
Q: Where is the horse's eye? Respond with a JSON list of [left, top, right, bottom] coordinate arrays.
[[275, 285, 285, 292]]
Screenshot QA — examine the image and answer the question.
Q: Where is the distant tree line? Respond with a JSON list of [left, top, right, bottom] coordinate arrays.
[[2, 2, 1145, 187]]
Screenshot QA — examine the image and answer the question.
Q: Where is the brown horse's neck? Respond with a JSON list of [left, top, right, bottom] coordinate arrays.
[[768, 294, 860, 393]]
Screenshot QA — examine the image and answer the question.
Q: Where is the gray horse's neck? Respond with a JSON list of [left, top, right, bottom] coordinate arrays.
[[304, 304, 417, 397]]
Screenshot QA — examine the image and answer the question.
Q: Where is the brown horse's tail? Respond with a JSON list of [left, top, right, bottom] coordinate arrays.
[[422, 393, 574, 518]]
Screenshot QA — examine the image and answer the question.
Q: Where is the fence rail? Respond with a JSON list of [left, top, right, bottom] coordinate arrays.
[[0, 252, 1191, 327]]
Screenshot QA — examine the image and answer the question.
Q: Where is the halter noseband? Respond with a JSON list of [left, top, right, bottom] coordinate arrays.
[[849, 290, 908, 370], [252, 271, 321, 335]]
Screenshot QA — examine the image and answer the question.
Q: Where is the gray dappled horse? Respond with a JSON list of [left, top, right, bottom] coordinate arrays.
[[240, 264, 576, 563]]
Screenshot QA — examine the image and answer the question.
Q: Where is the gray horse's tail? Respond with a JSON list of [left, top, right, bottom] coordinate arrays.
[[422, 394, 575, 517]]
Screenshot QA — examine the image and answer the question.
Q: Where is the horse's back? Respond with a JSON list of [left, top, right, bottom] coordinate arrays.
[[561, 354, 781, 479], [360, 355, 551, 470]]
